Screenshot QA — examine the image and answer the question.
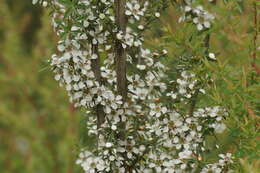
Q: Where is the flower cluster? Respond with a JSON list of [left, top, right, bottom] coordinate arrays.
[[125, 0, 148, 21], [34, 0, 232, 172], [76, 151, 107, 172], [175, 71, 198, 99], [201, 153, 234, 173], [179, 1, 215, 31]]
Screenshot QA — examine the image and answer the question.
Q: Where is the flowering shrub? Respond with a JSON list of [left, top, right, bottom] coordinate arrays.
[[33, 0, 234, 172]]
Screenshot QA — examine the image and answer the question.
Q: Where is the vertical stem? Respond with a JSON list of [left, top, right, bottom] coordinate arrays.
[[115, 0, 127, 101], [204, 34, 210, 55], [251, 1, 259, 81], [114, 0, 127, 146], [91, 44, 105, 129], [189, 89, 199, 116], [114, 0, 130, 171]]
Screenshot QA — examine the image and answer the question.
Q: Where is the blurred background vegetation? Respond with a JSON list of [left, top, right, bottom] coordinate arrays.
[[0, 0, 259, 172], [0, 0, 84, 172]]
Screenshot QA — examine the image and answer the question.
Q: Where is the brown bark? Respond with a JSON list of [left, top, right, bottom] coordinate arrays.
[[115, 0, 127, 101], [91, 44, 105, 128], [114, 1, 131, 171]]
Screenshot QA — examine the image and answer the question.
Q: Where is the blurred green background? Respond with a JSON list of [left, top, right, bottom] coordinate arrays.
[[0, 0, 259, 173], [0, 0, 84, 172]]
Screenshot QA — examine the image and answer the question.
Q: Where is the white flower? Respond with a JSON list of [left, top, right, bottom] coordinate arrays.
[[180, 163, 187, 170], [135, 87, 148, 100], [181, 5, 215, 31], [54, 74, 61, 81], [111, 125, 117, 130], [116, 31, 124, 40], [71, 26, 80, 31], [138, 25, 144, 30], [149, 103, 168, 117], [127, 152, 133, 159], [166, 91, 177, 99], [139, 145, 146, 152], [42, 1, 48, 7], [199, 89, 206, 94], [197, 23, 203, 31], [32, 0, 38, 5], [109, 155, 115, 161], [137, 64, 146, 70], [185, 6, 192, 12], [105, 142, 113, 148], [155, 12, 160, 18], [209, 53, 217, 60], [149, 163, 156, 168], [162, 49, 168, 55], [125, 1, 145, 20], [214, 123, 226, 133], [99, 13, 105, 19], [178, 150, 192, 159]]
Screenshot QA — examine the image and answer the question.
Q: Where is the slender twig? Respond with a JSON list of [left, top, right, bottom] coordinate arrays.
[[204, 33, 210, 55], [189, 89, 200, 116]]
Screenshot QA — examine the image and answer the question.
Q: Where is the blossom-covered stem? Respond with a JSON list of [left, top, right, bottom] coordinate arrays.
[[91, 44, 105, 129], [115, 0, 129, 170], [115, 0, 127, 101]]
